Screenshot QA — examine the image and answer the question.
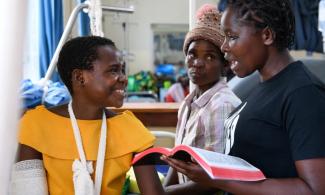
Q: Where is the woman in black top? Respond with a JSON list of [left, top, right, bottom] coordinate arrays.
[[162, 0, 325, 194]]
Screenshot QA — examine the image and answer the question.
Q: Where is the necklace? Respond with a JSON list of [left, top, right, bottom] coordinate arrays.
[[68, 101, 107, 195]]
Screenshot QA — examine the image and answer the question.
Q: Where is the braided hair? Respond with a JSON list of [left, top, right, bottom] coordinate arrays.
[[57, 36, 116, 94], [226, 0, 295, 50]]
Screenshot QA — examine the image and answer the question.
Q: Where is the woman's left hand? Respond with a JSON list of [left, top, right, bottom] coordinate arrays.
[[161, 155, 215, 187]]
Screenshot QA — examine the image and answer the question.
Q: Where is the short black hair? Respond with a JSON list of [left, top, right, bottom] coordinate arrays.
[[226, 0, 295, 50], [57, 36, 116, 94]]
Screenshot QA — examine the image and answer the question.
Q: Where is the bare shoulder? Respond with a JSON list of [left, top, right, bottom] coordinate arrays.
[[17, 144, 42, 162], [47, 104, 69, 117]]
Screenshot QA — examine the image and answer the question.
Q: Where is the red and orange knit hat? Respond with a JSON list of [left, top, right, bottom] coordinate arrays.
[[183, 4, 224, 54]]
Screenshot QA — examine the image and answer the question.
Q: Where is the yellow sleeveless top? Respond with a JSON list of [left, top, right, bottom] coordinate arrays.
[[19, 105, 155, 195]]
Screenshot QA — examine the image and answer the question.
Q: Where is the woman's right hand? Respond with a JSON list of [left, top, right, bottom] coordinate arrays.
[[161, 155, 216, 187]]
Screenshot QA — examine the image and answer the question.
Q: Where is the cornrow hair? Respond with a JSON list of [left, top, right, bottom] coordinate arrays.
[[57, 36, 116, 94], [226, 0, 295, 50]]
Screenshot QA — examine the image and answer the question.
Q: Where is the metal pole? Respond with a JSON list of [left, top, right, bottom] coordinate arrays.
[[189, 0, 196, 31], [41, 3, 89, 86], [189, 0, 196, 92], [41, 3, 135, 87]]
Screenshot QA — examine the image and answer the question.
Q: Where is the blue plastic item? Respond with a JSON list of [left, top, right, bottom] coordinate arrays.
[[155, 64, 175, 76], [21, 79, 71, 109], [44, 82, 70, 107], [21, 79, 44, 109], [155, 165, 170, 176]]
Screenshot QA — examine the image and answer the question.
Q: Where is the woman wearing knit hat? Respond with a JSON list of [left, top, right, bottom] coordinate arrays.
[[163, 4, 241, 194], [163, 0, 325, 194]]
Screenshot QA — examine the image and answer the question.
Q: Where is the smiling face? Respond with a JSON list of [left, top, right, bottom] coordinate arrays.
[[186, 39, 224, 92], [80, 46, 127, 108], [220, 8, 268, 78]]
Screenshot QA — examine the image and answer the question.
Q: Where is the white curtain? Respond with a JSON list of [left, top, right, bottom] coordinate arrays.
[[23, 0, 40, 82], [0, 0, 27, 194]]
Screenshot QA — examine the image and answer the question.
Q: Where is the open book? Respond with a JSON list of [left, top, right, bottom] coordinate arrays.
[[132, 145, 266, 181]]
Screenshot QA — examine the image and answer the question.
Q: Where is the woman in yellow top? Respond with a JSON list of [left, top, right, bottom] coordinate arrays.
[[13, 36, 165, 195]]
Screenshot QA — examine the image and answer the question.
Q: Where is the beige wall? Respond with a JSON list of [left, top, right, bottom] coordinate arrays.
[[63, 0, 219, 74]]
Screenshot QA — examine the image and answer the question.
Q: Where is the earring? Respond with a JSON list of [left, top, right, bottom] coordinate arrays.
[[80, 79, 85, 86]]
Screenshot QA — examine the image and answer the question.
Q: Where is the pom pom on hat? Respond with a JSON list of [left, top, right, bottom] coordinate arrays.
[[183, 4, 224, 54], [196, 4, 216, 20]]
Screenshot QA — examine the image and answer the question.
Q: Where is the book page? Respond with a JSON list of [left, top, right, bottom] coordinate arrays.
[[191, 147, 259, 171]]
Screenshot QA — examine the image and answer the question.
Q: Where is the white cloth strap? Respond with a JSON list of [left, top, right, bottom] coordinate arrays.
[[68, 100, 107, 195], [10, 159, 48, 195]]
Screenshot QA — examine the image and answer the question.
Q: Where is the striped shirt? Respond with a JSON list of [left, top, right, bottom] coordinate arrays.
[[175, 79, 241, 183]]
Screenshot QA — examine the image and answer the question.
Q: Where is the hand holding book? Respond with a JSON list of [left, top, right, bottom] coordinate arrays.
[[132, 145, 265, 181], [161, 154, 219, 186]]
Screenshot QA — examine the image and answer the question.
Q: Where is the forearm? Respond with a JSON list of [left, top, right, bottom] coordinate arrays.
[[134, 165, 166, 195], [163, 167, 178, 187], [213, 178, 313, 195], [165, 181, 215, 195]]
